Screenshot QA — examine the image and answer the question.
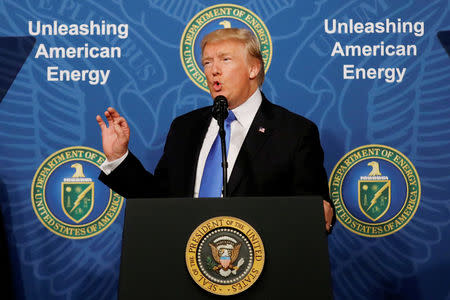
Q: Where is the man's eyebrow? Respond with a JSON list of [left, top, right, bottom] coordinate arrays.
[[203, 51, 232, 58], [217, 51, 232, 57]]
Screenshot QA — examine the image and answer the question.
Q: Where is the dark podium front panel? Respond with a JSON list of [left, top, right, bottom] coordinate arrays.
[[119, 196, 332, 299]]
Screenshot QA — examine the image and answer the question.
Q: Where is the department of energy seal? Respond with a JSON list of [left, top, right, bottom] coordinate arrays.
[[31, 146, 124, 239], [180, 4, 272, 92], [329, 145, 420, 237], [186, 216, 264, 296]]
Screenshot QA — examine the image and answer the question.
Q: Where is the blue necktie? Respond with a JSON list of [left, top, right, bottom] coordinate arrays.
[[199, 111, 236, 197]]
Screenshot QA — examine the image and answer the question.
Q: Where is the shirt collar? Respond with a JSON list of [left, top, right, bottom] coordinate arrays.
[[231, 89, 262, 130]]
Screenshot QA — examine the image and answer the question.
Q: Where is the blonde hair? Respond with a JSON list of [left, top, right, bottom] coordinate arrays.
[[201, 28, 265, 86]]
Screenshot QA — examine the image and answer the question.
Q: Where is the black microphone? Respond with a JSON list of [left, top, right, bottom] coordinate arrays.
[[211, 95, 229, 197], [212, 95, 229, 122]]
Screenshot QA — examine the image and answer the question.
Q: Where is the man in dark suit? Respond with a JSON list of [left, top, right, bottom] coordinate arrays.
[[96, 28, 334, 232]]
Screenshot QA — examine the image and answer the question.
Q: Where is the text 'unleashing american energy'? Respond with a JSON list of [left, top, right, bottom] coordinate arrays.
[[29, 20, 129, 85], [324, 18, 424, 83]]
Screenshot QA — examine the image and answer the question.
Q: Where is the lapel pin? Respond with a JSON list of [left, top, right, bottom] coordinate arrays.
[[258, 127, 265, 133]]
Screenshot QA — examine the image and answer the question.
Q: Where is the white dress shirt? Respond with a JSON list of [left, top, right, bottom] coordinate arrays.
[[194, 89, 262, 197], [101, 89, 263, 197]]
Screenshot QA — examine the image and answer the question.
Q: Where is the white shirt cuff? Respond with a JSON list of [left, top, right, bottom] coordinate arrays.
[[100, 150, 129, 175]]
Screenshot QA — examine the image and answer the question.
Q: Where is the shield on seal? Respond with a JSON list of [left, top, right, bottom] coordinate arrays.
[[62, 181, 94, 223], [220, 257, 231, 269], [358, 180, 391, 221]]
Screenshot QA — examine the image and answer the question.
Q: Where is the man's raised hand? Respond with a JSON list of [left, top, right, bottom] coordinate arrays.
[[96, 107, 130, 161]]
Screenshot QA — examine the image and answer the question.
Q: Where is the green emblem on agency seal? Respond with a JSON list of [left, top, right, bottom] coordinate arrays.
[[180, 4, 272, 92], [61, 163, 94, 223], [31, 146, 124, 239], [329, 145, 420, 237]]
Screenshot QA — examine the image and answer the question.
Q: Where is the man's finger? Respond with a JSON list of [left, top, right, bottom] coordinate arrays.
[[105, 110, 114, 127], [107, 107, 121, 121], [96, 115, 107, 130], [113, 119, 127, 140], [117, 117, 129, 130]]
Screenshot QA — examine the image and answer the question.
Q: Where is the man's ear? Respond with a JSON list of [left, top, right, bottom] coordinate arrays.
[[248, 60, 261, 80]]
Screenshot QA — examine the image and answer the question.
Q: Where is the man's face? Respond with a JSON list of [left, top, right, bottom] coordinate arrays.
[[202, 39, 259, 109]]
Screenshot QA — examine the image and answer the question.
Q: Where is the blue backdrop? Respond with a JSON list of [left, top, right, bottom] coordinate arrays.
[[0, 0, 449, 299]]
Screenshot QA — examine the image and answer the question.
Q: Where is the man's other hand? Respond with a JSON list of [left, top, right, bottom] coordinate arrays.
[[323, 200, 334, 233], [96, 107, 130, 161]]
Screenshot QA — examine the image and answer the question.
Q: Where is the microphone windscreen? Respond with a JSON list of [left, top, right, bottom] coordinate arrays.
[[212, 96, 228, 120]]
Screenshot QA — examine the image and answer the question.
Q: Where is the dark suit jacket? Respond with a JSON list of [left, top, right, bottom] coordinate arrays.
[[99, 95, 330, 202]]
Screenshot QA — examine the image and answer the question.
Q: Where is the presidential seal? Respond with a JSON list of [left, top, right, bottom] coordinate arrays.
[[180, 4, 272, 92], [329, 145, 420, 237], [31, 146, 124, 239], [186, 216, 264, 296]]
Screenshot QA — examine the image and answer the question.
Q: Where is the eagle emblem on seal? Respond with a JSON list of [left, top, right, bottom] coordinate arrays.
[[209, 236, 245, 277]]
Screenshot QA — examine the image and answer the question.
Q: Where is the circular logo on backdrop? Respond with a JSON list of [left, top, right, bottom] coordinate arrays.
[[31, 146, 124, 239], [329, 144, 420, 237], [186, 216, 264, 296], [180, 4, 272, 92]]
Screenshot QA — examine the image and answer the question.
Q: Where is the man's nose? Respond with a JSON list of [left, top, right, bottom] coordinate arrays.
[[212, 62, 221, 76]]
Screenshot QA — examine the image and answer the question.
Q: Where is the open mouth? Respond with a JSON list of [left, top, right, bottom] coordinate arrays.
[[213, 81, 222, 92]]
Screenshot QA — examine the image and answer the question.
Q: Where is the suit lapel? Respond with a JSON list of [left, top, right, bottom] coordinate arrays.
[[228, 97, 275, 194], [185, 108, 212, 196]]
